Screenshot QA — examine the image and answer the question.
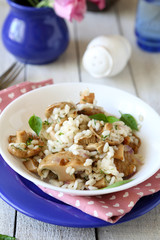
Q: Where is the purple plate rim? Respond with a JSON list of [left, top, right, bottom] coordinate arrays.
[[0, 155, 160, 228]]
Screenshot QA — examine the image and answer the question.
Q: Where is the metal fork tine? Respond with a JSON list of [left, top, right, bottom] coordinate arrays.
[[0, 62, 17, 82], [0, 62, 24, 89]]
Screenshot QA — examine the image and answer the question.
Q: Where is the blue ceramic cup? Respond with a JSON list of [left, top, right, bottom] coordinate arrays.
[[2, 0, 69, 64]]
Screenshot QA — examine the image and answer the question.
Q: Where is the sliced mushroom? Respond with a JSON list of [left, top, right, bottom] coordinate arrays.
[[103, 123, 113, 131], [37, 152, 91, 182], [123, 134, 141, 154], [78, 134, 97, 146], [94, 177, 107, 189], [86, 142, 104, 154], [80, 92, 95, 104], [78, 107, 104, 117], [89, 126, 102, 140], [8, 130, 44, 158], [90, 126, 123, 146], [114, 144, 124, 161], [114, 151, 137, 178], [8, 130, 28, 144], [23, 159, 39, 173], [45, 102, 77, 119]]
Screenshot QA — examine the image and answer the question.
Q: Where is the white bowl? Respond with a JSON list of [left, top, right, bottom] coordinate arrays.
[[0, 82, 160, 196]]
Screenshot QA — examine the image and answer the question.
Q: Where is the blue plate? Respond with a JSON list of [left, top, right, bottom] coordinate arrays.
[[0, 155, 160, 228]]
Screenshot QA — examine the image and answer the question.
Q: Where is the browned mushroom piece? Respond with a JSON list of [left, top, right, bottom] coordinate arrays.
[[8, 130, 44, 158], [89, 126, 102, 140], [8, 130, 28, 144], [77, 134, 97, 146], [93, 177, 107, 189], [114, 151, 137, 178], [37, 151, 91, 182], [89, 126, 124, 146], [106, 138, 124, 146], [123, 134, 141, 154], [114, 144, 124, 161], [78, 107, 104, 116], [23, 158, 39, 173], [80, 92, 95, 104], [45, 102, 77, 119], [86, 142, 104, 154], [103, 122, 113, 131]]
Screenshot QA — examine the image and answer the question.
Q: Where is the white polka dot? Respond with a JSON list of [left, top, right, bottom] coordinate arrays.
[[20, 88, 26, 93], [106, 212, 113, 217], [137, 192, 143, 197], [109, 195, 116, 200], [8, 93, 15, 99], [96, 196, 102, 198], [155, 173, 160, 179], [99, 201, 105, 204], [58, 192, 64, 198], [149, 189, 156, 193], [0, 97, 2, 103], [128, 201, 134, 207], [94, 210, 98, 217], [102, 205, 108, 208], [113, 203, 120, 207], [134, 187, 140, 190], [75, 200, 80, 207], [145, 183, 151, 187], [88, 201, 94, 205], [123, 192, 129, 198], [48, 193, 53, 196], [118, 209, 124, 214]]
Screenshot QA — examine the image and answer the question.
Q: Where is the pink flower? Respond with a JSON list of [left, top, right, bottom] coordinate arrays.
[[54, 0, 87, 22], [88, 0, 106, 10]]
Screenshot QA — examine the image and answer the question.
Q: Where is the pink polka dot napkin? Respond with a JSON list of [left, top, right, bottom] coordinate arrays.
[[0, 79, 53, 113], [0, 79, 160, 223], [39, 171, 160, 223]]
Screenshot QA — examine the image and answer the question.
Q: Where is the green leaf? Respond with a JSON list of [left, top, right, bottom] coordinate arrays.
[[120, 112, 138, 131], [0, 234, 16, 240], [101, 179, 133, 189], [89, 113, 119, 123], [26, 137, 33, 146], [105, 116, 119, 123], [28, 115, 42, 136], [43, 120, 50, 126], [89, 113, 108, 122]]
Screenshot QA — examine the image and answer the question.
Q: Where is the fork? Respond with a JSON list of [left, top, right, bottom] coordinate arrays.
[[0, 62, 24, 90]]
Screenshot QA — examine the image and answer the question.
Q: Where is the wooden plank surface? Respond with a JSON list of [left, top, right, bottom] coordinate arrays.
[[117, 0, 160, 113], [0, 0, 25, 86]]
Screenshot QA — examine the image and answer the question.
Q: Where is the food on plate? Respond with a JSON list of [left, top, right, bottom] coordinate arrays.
[[8, 89, 143, 190]]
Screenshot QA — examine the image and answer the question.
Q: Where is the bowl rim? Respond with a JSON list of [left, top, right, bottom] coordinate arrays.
[[0, 82, 160, 196]]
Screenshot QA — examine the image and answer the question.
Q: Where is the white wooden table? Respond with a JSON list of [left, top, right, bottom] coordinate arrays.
[[0, 0, 160, 239]]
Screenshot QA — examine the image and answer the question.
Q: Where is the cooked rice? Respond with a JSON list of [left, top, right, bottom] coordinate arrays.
[[8, 89, 143, 191]]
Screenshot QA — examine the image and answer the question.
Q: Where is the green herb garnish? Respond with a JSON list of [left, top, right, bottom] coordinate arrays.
[[89, 113, 119, 123], [105, 116, 119, 123], [43, 120, 50, 125], [101, 179, 133, 189], [0, 234, 16, 240], [119, 112, 138, 131], [28, 115, 42, 136], [59, 132, 64, 135], [26, 137, 33, 146], [89, 112, 138, 131]]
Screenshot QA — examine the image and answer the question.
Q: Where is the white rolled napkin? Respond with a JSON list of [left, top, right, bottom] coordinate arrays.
[[82, 35, 131, 78]]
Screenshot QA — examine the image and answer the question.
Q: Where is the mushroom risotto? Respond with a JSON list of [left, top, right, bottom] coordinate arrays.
[[8, 89, 143, 190]]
